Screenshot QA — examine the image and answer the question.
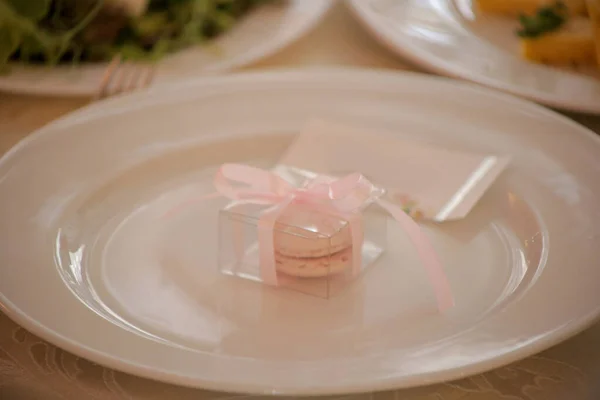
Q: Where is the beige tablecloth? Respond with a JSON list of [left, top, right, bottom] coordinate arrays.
[[1, 3, 600, 399]]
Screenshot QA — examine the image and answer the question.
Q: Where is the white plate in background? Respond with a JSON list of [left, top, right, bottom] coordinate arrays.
[[0, 69, 599, 395], [348, 0, 600, 114]]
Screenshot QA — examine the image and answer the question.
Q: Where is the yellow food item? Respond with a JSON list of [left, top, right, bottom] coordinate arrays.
[[587, 0, 600, 65], [520, 17, 596, 64], [476, 0, 587, 16]]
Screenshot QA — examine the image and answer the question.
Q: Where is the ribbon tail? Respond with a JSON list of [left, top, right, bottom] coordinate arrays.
[[377, 198, 455, 312], [348, 214, 364, 277], [257, 196, 296, 286], [257, 208, 280, 286]]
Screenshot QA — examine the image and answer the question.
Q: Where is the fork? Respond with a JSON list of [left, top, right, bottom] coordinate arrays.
[[94, 55, 155, 100]]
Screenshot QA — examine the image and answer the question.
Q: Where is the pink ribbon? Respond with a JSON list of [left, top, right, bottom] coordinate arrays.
[[170, 164, 454, 312]]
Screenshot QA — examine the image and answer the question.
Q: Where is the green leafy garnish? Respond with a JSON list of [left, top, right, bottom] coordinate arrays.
[[517, 1, 569, 38], [5, 0, 52, 21], [0, 0, 103, 72], [0, 0, 276, 72]]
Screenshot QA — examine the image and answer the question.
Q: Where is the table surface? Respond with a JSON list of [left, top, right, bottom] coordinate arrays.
[[1, 2, 600, 399]]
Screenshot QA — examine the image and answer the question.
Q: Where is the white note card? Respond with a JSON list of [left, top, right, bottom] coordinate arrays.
[[277, 119, 510, 221]]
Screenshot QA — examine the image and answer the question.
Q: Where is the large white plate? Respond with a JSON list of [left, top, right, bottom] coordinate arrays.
[[348, 0, 600, 114], [0, 0, 331, 97], [1, 69, 600, 396]]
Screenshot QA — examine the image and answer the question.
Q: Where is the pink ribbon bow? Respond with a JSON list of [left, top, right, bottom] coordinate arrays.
[[170, 164, 454, 312], [215, 163, 379, 211]]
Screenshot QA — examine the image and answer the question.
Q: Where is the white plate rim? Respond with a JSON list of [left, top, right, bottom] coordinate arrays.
[[1, 67, 600, 395], [347, 0, 600, 115]]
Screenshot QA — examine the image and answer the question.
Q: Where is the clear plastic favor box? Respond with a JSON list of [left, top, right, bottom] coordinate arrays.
[[218, 167, 387, 298]]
